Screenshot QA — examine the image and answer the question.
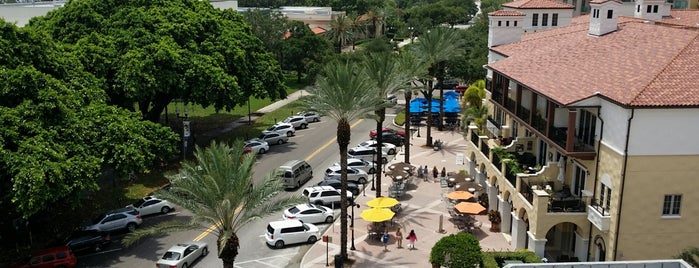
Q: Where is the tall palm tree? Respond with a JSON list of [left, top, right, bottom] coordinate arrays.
[[396, 52, 428, 163], [122, 141, 305, 268], [365, 9, 385, 38], [304, 61, 380, 261], [349, 13, 367, 50], [328, 14, 352, 53], [410, 27, 465, 146]]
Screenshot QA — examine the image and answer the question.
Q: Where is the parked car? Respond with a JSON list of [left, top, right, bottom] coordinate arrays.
[[302, 186, 353, 207], [379, 132, 405, 147], [82, 207, 142, 232], [156, 242, 208, 268], [316, 179, 361, 196], [348, 146, 388, 164], [254, 133, 288, 145], [244, 139, 270, 154], [65, 230, 111, 253], [356, 140, 397, 155], [11, 246, 77, 268], [282, 115, 308, 129], [262, 123, 295, 137], [332, 158, 376, 174], [324, 166, 368, 184], [277, 160, 313, 189], [297, 111, 320, 122], [369, 127, 405, 139], [265, 219, 320, 249], [283, 204, 334, 224], [127, 196, 174, 217], [386, 94, 398, 104]]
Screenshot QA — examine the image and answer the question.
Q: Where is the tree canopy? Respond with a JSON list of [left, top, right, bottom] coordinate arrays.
[[28, 0, 287, 122]]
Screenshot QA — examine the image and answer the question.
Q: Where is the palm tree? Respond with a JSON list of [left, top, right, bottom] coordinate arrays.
[[328, 14, 352, 53], [349, 13, 367, 50], [365, 9, 385, 38], [304, 60, 380, 261], [122, 141, 305, 268], [410, 27, 465, 146], [395, 52, 428, 164], [464, 79, 486, 108]]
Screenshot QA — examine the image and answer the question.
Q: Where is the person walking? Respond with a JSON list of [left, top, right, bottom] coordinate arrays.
[[417, 167, 424, 179], [432, 166, 439, 179], [395, 227, 403, 248], [407, 229, 417, 250], [382, 229, 390, 251]]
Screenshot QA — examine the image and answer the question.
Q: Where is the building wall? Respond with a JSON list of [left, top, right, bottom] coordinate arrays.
[[599, 100, 632, 155], [501, 8, 574, 32], [595, 143, 625, 261], [627, 108, 699, 155]]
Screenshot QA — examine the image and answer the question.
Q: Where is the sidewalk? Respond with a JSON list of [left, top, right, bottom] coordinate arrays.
[[300, 127, 514, 268]]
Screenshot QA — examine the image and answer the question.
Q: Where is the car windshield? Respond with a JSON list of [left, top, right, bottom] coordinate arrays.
[[289, 207, 300, 214], [91, 214, 106, 224], [132, 199, 146, 208], [282, 118, 292, 123], [266, 126, 276, 131], [162, 251, 181, 261], [258, 134, 268, 140]]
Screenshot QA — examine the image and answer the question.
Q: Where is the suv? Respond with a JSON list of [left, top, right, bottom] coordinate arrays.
[[82, 207, 143, 232], [282, 115, 308, 129], [297, 111, 320, 122], [302, 186, 353, 207], [316, 179, 360, 196], [65, 230, 111, 253], [348, 146, 388, 164], [265, 219, 320, 249], [11, 246, 77, 268], [263, 123, 295, 137]]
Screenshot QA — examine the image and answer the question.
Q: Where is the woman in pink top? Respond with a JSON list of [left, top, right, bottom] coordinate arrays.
[[407, 229, 417, 250]]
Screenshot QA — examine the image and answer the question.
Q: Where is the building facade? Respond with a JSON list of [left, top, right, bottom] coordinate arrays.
[[471, 0, 699, 262]]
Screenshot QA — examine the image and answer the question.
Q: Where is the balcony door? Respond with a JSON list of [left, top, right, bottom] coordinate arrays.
[[572, 164, 587, 196]]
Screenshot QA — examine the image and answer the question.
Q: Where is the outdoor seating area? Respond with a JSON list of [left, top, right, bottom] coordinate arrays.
[[386, 162, 416, 198]]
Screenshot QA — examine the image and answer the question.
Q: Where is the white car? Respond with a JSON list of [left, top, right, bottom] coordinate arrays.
[[282, 115, 309, 129], [302, 186, 353, 207], [357, 140, 397, 155], [254, 133, 288, 145], [127, 196, 174, 216], [324, 166, 369, 184], [333, 158, 376, 174], [283, 204, 334, 224], [297, 111, 321, 122], [265, 220, 320, 249], [262, 123, 296, 137], [244, 139, 269, 154], [156, 241, 208, 268]]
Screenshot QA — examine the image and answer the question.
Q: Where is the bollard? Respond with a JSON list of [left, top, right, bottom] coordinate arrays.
[[334, 254, 344, 268]]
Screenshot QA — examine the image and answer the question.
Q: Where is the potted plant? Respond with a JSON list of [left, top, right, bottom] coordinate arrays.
[[488, 210, 502, 232]]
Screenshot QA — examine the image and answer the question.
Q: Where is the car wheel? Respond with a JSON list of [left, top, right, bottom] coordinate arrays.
[[308, 236, 318, 243], [202, 247, 209, 257], [369, 167, 376, 174], [388, 149, 396, 155], [358, 177, 367, 184], [314, 118, 320, 122], [126, 223, 137, 232], [161, 206, 171, 214], [301, 123, 307, 129], [94, 243, 103, 252], [325, 216, 334, 223], [275, 240, 285, 249], [277, 139, 284, 145], [182, 263, 188, 268], [259, 148, 266, 154], [287, 131, 293, 137], [297, 181, 301, 189], [382, 157, 388, 164]]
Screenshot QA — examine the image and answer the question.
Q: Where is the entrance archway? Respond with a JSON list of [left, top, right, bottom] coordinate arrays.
[[594, 235, 606, 261], [544, 222, 583, 262]]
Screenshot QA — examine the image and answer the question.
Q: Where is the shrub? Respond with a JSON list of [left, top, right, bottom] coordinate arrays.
[[430, 233, 482, 267], [394, 110, 405, 126], [482, 250, 542, 268]]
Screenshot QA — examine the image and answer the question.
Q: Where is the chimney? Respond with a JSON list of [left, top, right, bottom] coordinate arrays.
[[588, 0, 622, 36], [634, 0, 665, 20], [488, 10, 525, 48]]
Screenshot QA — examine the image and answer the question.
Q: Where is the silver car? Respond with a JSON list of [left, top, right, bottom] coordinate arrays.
[[333, 158, 376, 174], [282, 115, 309, 129], [254, 133, 288, 145], [82, 207, 143, 232], [127, 196, 174, 217], [156, 241, 209, 268], [244, 139, 270, 154], [262, 123, 296, 137], [297, 111, 321, 122], [324, 166, 369, 184]]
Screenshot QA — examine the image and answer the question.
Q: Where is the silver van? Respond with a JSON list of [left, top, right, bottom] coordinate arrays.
[[278, 160, 313, 189]]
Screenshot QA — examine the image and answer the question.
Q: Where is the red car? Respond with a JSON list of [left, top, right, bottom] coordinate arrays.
[[12, 246, 77, 268], [369, 127, 406, 139]]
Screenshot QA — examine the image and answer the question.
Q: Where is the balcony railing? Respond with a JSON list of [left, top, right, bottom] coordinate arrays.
[[517, 105, 531, 123], [504, 165, 516, 187], [492, 153, 501, 172], [480, 139, 490, 157], [492, 90, 503, 103], [470, 129, 480, 146], [548, 197, 586, 212], [520, 181, 534, 204], [549, 126, 596, 153], [505, 98, 516, 113], [532, 114, 547, 135], [487, 116, 502, 129], [589, 199, 611, 216]]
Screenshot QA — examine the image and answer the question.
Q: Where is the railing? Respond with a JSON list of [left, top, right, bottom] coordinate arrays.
[[590, 199, 611, 216], [550, 126, 568, 149], [492, 152, 501, 171], [517, 105, 531, 123], [480, 139, 490, 157], [505, 98, 516, 113], [520, 181, 534, 204], [470, 129, 480, 146], [532, 114, 547, 135], [504, 165, 516, 187], [548, 197, 586, 213], [487, 116, 502, 129], [492, 90, 503, 104]]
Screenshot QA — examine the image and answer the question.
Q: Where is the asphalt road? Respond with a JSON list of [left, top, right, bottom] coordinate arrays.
[[75, 116, 397, 268]]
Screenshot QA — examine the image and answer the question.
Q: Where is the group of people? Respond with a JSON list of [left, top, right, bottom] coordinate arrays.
[[416, 165, 448, 181], [382, 227, 417, 251]]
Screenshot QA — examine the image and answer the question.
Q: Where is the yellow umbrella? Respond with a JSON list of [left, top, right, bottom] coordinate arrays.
[[454, 202, 486, 215], [366, 197, 399, 208], [360, 208, 395, 222], [446, 190, 474, 201]]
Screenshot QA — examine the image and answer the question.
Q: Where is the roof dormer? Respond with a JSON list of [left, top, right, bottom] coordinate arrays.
[[488, 10, 526, 48], [634, 0, 666, 20], [588, 0, 621, 36]]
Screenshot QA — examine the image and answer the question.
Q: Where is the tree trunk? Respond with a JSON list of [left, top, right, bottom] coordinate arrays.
[[375, 109, 385, 197], [403, 92, 411, 164], [439, 87, 444, 131], [219, 232, 239, 268], [142, 94, 173, 123], [424, 82, 434, 146], [337, 119, 351, 260]]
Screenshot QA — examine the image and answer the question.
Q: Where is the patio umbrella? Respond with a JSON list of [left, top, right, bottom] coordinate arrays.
[[454, 202, 486, 215], [446, 190, 474, 201], [366, 197, 399, 208], [360, 208, 395, 222]]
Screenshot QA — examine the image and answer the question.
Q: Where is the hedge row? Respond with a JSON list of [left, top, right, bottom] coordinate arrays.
[[482, 250, 543, 268]]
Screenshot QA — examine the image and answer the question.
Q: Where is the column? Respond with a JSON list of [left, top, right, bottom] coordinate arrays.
[[487, 183, 499, 211], [476, 172, 486, 189], [500, 199, 512, 234], [574, 232, 589, 261], [528, 231, 547, 258], [468, 158, 476, 177], [511, 213, 527, 249]]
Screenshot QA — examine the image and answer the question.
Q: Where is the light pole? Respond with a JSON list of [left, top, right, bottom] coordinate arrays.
[[408, 26, 414, 43], [175, 108, 190, 160], [350, 198, 360, 250]]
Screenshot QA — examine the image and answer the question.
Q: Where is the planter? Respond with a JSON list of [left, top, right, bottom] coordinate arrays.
[[490, 223, 501, 232]]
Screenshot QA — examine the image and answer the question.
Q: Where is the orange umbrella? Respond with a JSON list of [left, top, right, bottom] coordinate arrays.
[[454, 202, 486, 215], [446, 190, 474, 201]]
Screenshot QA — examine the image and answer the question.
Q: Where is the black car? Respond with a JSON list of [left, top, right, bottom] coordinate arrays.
[[65, 230, 111, 253], [380, 132, 404, 147], [316, 179, 361, 196]]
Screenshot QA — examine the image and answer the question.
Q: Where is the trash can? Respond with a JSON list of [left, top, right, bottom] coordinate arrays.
[[334, 254, 343, 268]]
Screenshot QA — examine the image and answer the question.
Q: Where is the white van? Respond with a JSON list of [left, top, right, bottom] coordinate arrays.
[[265, 219, 320, 248], [277, 160, 313, 189]]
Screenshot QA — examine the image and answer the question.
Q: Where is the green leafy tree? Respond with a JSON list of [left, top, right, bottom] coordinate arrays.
[[29, 0, 286, 122], [123, 141, 305, 267], [430, 233, 483, 267], [280, 21, 333, 82], [464, 80, 486, 108], [410, 27, 465, 145], [304, 60, 380, 261], [674, 247, 699, 267], [243, 8, 289, 60]]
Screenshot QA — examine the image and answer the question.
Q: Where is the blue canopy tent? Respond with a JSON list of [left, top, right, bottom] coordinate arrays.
[[444, 97, 461, 113], [444, 91, 460, 99]]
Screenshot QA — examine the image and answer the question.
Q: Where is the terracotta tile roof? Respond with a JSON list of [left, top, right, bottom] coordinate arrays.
[[661, 10, 699, 28], [502, 0, 574, 9], [489, 17, 699, 107], [311, 27, 327, 34], [489, 10, 526, 16], [589, 0, 622, 4]]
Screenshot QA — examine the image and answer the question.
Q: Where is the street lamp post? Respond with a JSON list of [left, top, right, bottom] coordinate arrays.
[[408, 26, 414, 43], [175, 108, 190, 160], [350, 199, 360, 250]]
